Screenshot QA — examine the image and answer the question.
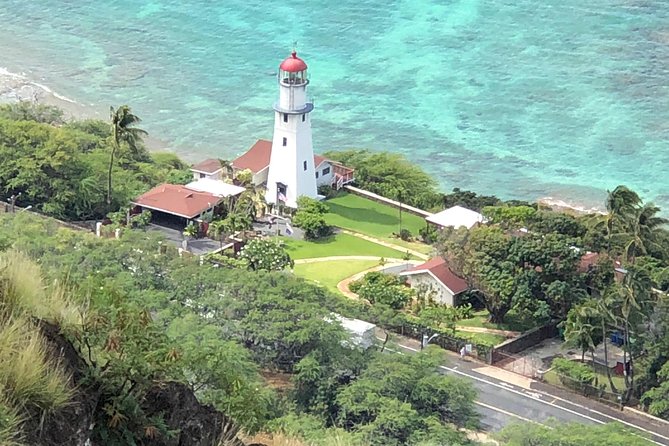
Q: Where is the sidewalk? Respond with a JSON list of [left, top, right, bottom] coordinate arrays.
[[383, 328, 669, 442]]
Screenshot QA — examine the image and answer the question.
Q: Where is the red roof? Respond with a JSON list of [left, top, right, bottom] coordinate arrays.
[[314, 154, 328, 168], [578, 252, 600, 273], [191, 158, 222, 174], [132, 184, 222, 219], [403, 257, 469, 295], [279, 51, 308, 72], [232, 139, 331, 174], [232, 139, 273, 173]]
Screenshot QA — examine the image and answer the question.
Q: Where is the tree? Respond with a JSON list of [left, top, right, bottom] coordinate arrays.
[[497, 421, 649, 445], [323, 150, 440, 209], [335, 348, 477, 444], [239, 239, 293, 271], [562, 300, 601, 364], [350, 272, 413, 310], [108, 105, 147, 210], [293, 196, 331, 240]]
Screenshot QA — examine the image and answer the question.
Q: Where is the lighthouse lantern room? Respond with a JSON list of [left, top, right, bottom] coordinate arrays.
[[265, 51, 317, 209]]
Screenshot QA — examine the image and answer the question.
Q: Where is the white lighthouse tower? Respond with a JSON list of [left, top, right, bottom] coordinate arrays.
[[265, 51, 317, 209]]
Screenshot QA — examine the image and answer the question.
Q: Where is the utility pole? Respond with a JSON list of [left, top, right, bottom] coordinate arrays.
[[398, 189, 403, 236]]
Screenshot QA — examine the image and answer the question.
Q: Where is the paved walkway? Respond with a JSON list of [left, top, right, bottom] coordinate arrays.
[[339, 229, 430, 260]]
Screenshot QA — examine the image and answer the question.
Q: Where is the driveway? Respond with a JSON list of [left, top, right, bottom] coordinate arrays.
[[147, 224, 221, 255]]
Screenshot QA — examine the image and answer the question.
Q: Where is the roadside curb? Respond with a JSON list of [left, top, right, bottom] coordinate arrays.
[[625, 407, 669, 427]]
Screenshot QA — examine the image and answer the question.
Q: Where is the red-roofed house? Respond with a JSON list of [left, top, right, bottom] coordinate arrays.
[[132, 183, 224, 227], [399, 257, 469, 306]]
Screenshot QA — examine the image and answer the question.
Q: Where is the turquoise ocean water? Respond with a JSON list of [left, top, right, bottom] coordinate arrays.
[[0, 0, 668, 210]]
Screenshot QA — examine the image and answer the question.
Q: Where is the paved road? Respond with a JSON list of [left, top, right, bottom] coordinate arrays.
[[388, 342, 669, 445]]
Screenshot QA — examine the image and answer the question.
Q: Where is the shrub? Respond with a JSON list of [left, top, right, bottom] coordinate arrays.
[[239, 239, 293, 271], [552, 357, 595, 395], [399, 228, 412, 241], [418, 225, 438, 244]]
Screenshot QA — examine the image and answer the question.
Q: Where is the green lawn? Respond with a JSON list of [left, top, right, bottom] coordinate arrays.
[[294, 260, 379, 294], [455, 330, 507, 347], [457, 310, 537, 333], [324, 193, 433, 254], [544, 369, 625, 394], [281, 233, 413, 260]]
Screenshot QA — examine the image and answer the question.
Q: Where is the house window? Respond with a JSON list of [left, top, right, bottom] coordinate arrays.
[[315, 172, 319, 179], [303, 160, 307, 171], [302, 114, 306, 122], [282, 137, 287, 147], [199, 173, 206, 178], [283, 113, 288, 123], [322, 167, 331, 175]]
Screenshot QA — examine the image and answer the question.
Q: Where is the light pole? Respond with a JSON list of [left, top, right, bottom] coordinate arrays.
[[398, 189, 403, 236]]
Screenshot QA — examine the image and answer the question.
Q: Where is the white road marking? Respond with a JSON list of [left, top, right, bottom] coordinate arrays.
[[386, 342, 669, 445], [499, 382, 515, 390], [475, 401, 543, 425]]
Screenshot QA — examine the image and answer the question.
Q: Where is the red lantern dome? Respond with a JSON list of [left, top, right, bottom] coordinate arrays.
[[279, 51, 308, 72]]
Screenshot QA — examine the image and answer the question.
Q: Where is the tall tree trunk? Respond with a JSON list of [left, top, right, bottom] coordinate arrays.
[[107, 145, 117, 209], [591, 350, 598, 387], [602, 320, 617, 393]]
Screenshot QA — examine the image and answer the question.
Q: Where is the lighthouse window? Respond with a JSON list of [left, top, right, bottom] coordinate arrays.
[[315, 172, 319, 179], [303, 161, 307, 171], [283, 113, 288, 123], [282, 137, 287, 147], [302, 114, 306, 122]]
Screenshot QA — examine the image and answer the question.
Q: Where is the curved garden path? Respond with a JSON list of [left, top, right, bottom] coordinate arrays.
[[294, 256, 412, 264], [339, 229, 430, 260]]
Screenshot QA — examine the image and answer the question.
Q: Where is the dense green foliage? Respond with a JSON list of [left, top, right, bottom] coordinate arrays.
[[239, 238, 294, 271], [0, 213, 480, 444], [293, 196, 332, 239], [441, 226, 585, 323], [0, 102, 190, 220], [350, 271, 413, 310], [323, 150, 440, 209], [497, 421, 651, 445]]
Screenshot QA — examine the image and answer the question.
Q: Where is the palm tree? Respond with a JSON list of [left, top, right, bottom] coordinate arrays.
[[595, 290, 619, 393], [600, 186, 641, 254], [218, 159, 234, 179], [615, 266, 653, 400], [208, 219, 227, 248], [563, 301, 600, 364], [624, 203, 668, 263], [108, 105, 147, 210]]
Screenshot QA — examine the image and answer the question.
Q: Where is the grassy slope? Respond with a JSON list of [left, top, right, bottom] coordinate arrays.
[[294, 260, 379, 294], [281, 233, 411, 260], [456, 310, 537, 333], [324, 193, 432, 254]]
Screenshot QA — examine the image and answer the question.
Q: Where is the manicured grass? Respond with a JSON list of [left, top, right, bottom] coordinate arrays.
[[457, 309, 537, 333], [324, 193, 433, 254], [281, 233, 413, 260], [294, 260, 379, 294]]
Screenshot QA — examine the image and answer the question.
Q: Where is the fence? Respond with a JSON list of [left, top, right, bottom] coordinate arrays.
[[491, 322, 559, 363], [372, 316, 493, 363]]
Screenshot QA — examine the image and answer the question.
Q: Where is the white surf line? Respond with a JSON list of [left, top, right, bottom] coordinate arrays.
[[386, 342, 669, 445]]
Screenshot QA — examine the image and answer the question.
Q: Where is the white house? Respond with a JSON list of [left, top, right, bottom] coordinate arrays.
[[426, 205, 485, 229], [400, 257, 469, 306], [190, 158, 224, 181]]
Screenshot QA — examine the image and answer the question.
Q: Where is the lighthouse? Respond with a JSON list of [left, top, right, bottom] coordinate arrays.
[[265, 51, 317, 209]]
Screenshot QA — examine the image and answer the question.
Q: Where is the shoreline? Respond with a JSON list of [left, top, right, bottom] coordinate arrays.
[[0, 66, 606, 215], [0, 67, 171, 153]]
